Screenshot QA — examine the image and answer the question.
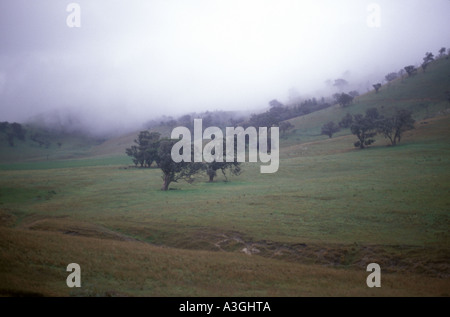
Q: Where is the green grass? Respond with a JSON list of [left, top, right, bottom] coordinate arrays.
[[1, 114, 449, 296], [0, 58, 449, 297], [0, 155, 130, 171]]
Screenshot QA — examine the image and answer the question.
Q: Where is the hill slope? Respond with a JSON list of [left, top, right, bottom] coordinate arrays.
[[283, 57, 450, 146]]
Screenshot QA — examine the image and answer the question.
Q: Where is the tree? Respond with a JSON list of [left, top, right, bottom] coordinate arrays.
[[339, 113, 353, 128], [205, 160, 241, 183], [157, 139, 203, 191], [333, 78, 348, 91], [423, 52, 434, 63], [421, 52, 434, 72], [373, 83, 382, 93], [377, 109, 415, 146], [350, 108, 379, 149], [203, 138, 241, 182], [365, 107, 382, 122], [269, 99, 284, 108], [385, 72, 398, 82], [248, 111, 279, 128], [279, 121, 294, 135], [348, 90, 360, 98], [125, 145, 142, 166], [336, 93, 354, 107], [421, 62, 430, 72], [126, 131, 161, 167], [438, 47, 446, 58], [404, 65, 417, 77], [0, 122, 26, 147], [178, 114, 193, 132], [321, 121, 340, 138]]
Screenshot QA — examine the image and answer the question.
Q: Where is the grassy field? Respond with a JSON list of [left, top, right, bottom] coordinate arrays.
[[1, 59, 449, 297], [1, 114, 449, 296]]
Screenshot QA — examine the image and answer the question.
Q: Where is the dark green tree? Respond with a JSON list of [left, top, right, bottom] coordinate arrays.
[[385, 72, 398, 82], [0, 122, 26, 147], [350, 108, 380, 149], [373, 83, 382, 93], [321, 121, 340, 138], [421, 52, 434, 72], [205, 160, 241, 183], [126, 131, 161, 167], [336, 93, 354, 107], [157, 139, 203, 191], [404, 65, 417, 77], [339, 113, 353, 128], [279, 121, 294, 136], [205, 136, 241, 182], [378, 109, 415, 146]]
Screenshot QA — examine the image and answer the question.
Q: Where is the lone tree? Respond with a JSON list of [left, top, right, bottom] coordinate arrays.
[[378, 109, 415, 146], [421, 52, 434, 72], [385, 72, 398, 82], [350, 108, 380, 149], [373, 83, 382, 93], [279, 121, 294, 136], [157, 139, 203, 191], [404, 65, 417, 77], [333, 78, 348, 91], [321, 121, 340, 138], [336, 93, 354, 107], [339, 113, 353, 128]]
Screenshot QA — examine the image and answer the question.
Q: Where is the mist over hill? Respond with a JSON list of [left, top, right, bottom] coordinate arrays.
[[1, 1, 450, 137]]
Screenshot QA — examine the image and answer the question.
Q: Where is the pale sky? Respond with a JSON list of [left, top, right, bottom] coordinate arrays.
[[0, 0, 449, 134]]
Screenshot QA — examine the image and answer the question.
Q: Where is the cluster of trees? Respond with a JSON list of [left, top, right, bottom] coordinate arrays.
[[332, 93, 355, 107], [364, 48, 449, 98], [146, 111, 246, 133], [0, 122, 26, 147], [30, 132, 52, 148], [126, 131, 241, 190], [246, 99, 331, 132], [321, 108, 415, 148], [0, 121, 60, 149], [379, 48, 448, 94]]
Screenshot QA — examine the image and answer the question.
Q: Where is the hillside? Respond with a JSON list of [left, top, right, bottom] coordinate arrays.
[[282, 57, 450, 146], [1, 57, 449, 167], [1, 56, 449, 297], [0, 123, 104, 163], [94, 56, 450, 159]]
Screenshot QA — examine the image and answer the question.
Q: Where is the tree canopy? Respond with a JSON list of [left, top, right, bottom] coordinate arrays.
[[350, 108, 380, 149], [377, 109, 415, 146]]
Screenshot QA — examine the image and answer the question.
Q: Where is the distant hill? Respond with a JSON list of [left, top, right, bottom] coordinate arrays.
[[0, 122, 103, 163], [282, 57, 450, 146], [1, 57, 449, 165]]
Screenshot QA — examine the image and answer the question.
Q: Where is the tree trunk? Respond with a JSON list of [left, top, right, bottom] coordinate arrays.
[[209, 174, 215, 182], [161, 175, 171, 191], [359, 139, 365, 149]]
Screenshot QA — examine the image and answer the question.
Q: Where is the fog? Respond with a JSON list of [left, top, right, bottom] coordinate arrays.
[[1, 0, 449, 135]]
